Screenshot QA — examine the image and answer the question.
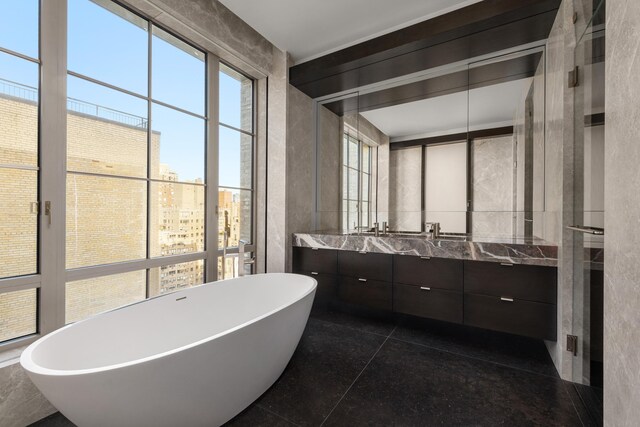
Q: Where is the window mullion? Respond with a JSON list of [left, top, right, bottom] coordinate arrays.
[[205, 56, 219, 282], [39, 0, 68, 335]]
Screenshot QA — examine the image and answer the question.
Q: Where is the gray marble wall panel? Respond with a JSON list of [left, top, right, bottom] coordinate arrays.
[[0, 360, 55, 427], [317, 105, 341, 230], [286, 86, 315, 271], [266, 50, 289, 273], [471, 135, 514, 236], [604, 0, 640, 423], [376, 135, 390, 225], [389, 147, 422, 232]]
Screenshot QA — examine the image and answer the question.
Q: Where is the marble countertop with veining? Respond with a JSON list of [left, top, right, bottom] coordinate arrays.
[[293, 231, 558, 267]]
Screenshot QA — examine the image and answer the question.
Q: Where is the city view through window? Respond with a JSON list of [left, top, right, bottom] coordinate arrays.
[[0, 0, 254, 341]]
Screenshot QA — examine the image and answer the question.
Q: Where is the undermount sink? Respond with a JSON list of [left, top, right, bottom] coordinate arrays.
[[349, 230, 469, 241]]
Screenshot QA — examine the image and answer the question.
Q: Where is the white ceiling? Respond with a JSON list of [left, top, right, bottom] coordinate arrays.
[[218, 0, 482, 63], [360, 78, 533, 140]]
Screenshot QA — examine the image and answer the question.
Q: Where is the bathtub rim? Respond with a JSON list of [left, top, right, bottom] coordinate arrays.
[[20, 273, 316, 377]]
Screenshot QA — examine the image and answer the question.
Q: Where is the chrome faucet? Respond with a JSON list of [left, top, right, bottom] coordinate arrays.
[[425, 222, 441, 238]]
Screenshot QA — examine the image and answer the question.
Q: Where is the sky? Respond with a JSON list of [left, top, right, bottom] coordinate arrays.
[[0, 0, 248, 187]]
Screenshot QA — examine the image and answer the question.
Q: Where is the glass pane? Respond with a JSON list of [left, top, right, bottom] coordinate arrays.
[[150, 182, 205, 257], [0, 0, 38, 59], [342, 135, 348, 166], [66, 174, 147, 269], [151, 103, 205, 183], [0, 289, 37, 342], [0, 52, 39, 167], [348, 200, 358, 229], [348, 138, 359, 168], [68, 0, 148, 95], [217, 253, 252, 280], [348, 168, 358, 200], [149, 260, 204, 296], [342, 166, 348, 198], [219, 126, 253, 189], [152, 26, 205, 116], [362, 201, 369, 228], [67, 76, 148, 178], [0, 169, 37, 279], [66, 270, 146, 323], [362, 145, 370, 173], [219, 64, 253, 132], [362, 172, 370, 202], [218, 188, 252, 248]]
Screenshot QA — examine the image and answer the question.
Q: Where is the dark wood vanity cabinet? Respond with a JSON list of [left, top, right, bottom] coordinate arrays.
[[463, 260, 557, 340], [292, 247, 338, 306], [392, 255, 464, 323], [293, 246, 558, 341], [337, 251, 393, 311]]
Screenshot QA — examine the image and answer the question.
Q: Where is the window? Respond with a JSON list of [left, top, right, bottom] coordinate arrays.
[[0, 0, 256, 345], [342, 134, 372, 230], [218, 63, 254, 279], [0, 0, 40, 343]]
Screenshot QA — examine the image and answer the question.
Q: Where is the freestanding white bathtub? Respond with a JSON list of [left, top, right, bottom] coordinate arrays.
[[21, 273, 316, 427]]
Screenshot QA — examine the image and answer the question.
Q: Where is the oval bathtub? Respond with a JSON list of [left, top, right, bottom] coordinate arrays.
[[21, 273, 316, 427]]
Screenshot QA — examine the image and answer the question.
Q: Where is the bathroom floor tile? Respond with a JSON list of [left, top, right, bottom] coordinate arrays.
[[391, 316, 559, 377], [224, 404, 298, 426], [309, 307, 395, 337], [29, 412, 75, 426], [252, 317, 386, 426], [323, 338, 582, 427]]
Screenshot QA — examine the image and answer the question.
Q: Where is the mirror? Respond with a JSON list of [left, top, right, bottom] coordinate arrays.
[[314, 47, 547, 239]]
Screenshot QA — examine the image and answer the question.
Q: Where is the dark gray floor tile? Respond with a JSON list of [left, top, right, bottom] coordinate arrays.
[[565, 382, 603, 427], [29, 412, 75, 426], [391, 316, 559, 377], [224, 404, 298, 426], [310, 308, 396, 337], [256, 317, 386, 426], [324, 339, 582, 427]]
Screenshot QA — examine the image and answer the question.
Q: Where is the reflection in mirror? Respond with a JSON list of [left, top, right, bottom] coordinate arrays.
[[313, 47, 548, 239]]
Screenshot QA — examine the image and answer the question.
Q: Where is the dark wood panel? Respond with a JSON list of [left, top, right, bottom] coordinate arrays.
[[393, 255, 463, 291], [464, 260, 557, 304], [338, 251, 393, 282], [291, 0, 560, 88], [323, 52, 542, 116], [464, 293, 557, 340], [290, 2, 560, 99], [390, 127, 513, 151], [296, 272, 337, 307], [292, 247, 338, 275], [338, 276, 392, 311], [393, 283, 462, 324]]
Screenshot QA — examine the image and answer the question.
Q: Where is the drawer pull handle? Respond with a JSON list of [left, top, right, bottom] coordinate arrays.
[[420, 286, 431, 291], [359, 251, 367, 254], [420, 256, 431, 260], [500, 297, 514, 302], [310, 272, 319, 276], [500, 262, 514, 267], [358, 278, 367, 282]]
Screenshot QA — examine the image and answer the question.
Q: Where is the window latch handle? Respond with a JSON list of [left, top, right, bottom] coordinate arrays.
[[44, 201, 52, 226]]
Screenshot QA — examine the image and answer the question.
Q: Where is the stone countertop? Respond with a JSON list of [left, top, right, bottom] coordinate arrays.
[[293, 231, 558, 267]]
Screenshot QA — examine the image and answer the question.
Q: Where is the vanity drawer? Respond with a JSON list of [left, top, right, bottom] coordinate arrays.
[[463, 260, 557, 304], [464, 293, 557, 340], [338, 276, 392, 311], [338, 251, 393, 282], [394, 255, 463, 291], [298, 272, 337, 305], [292, 247, 338, 275], [393, 283, 462, 324]]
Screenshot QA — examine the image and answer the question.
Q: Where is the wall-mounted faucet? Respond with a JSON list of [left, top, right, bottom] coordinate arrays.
[[238, 240, 256, 277]]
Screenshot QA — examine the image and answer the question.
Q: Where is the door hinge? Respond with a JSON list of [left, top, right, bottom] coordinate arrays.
[[567, 334, 578, 356], [568, 66, 579, 88]]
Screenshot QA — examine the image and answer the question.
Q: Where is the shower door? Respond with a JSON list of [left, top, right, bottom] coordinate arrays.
[[569, 0, 605, 388]]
